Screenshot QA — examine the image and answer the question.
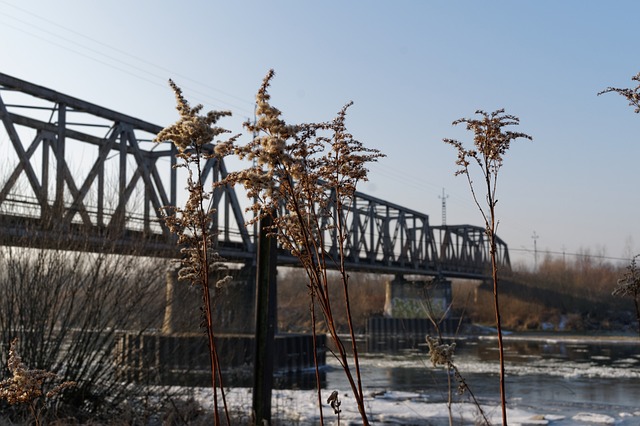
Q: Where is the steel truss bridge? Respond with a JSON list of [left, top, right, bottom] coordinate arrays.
[[0, 73, 510, 279]]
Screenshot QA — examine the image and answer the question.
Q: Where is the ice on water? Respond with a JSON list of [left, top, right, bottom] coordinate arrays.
[[186, 386, 640, 425]]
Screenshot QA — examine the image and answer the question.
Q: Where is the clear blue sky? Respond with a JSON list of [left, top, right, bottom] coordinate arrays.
[[1, 1, 639, 267]]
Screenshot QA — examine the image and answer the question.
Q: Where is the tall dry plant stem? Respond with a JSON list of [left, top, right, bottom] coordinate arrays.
[[444, 109, 531, 426], [155, 80, 237, 425], [425, 336, 489, 426], [424, 284, 489, 425], [218, 70, 384, 425], [599, 72, 640, 337]]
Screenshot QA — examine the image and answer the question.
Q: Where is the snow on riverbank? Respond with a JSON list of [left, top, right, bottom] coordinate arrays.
[[187, 386, 541, 425], [179, 386, 640, 425]]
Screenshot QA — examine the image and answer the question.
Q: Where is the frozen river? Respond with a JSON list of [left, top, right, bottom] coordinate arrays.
[[189, 334, 640, 424], [323, 334, 640, 424]]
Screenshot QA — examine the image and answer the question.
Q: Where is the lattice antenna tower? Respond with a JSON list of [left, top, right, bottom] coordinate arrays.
[[532, 231, 539, 270], [439, 188, 449, 225]]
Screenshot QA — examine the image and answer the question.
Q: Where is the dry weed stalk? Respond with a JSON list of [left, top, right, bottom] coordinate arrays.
[[598, 72, 640, 334], [425, 336, 490, 425], [218, 70, 384, 425], [155, 80, 237, 425], [599, 72, 640, 338], [423, 281, 489, 426], [0, 338, 76, 426], [326, 390, 342, 425], [598, 71, 640, 113], [444, 109, 531, 426]]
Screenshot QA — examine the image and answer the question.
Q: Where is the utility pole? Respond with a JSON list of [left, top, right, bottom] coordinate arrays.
[[532, 231, 539, 270], [252, 211, 277, 425], [439, 188, 449, 226]]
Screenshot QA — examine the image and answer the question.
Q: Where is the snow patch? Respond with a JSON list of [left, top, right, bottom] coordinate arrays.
[[572, 412, 616, 424], [183, 387, 577, 425]]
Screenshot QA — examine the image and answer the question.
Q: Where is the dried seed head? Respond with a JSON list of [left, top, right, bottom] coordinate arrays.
[[326, 390, 342, 415], [0, 339, 76, 405], [426, 335, 456, 367], [598, 72, 640, 113]]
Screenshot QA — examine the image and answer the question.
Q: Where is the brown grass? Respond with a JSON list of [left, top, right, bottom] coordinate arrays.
[[278, 269, 387, 334], [276, 254, 634, 334]]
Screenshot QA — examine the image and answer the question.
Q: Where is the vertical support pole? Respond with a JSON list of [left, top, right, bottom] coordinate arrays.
[[97, 154, 104, 227], [119, 128, 127, 207], [143, 157, 151, 234], [41, 134, 50, 220], [170, 144, 177, 207], [54, 103, 66, 216], [211, 159, 220, 245], [252, 211, 277, 425], [114, 127, 128, 233]]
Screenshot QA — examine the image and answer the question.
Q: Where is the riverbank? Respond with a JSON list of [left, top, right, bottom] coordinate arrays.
[[464, 325, 640, 343]]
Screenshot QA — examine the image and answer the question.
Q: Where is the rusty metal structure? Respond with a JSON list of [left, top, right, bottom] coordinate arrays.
[[0, 72, 509, 279]]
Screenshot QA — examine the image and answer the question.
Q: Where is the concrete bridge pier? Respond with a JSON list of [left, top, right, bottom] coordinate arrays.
[[162, 263, 257, 334], [114, 262, 323, 386], [212, 264, 257, 334], [383, 275, 452, 319], [369, 275, 455, 350], [161, 264, 200, 334]]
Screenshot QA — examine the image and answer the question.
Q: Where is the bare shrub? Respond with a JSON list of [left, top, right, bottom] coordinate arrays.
[[0, 243, 167, 422], [613, 255, 640, 337], [278, 269, 386, 334]]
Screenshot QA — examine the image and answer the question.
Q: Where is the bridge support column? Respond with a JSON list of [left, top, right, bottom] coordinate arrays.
[[161, 263, 258, 334], [383, 275, 452, 319], [162, 265, 202, 333], [162, 267, 174, 334], [212, 264, 257, 334]]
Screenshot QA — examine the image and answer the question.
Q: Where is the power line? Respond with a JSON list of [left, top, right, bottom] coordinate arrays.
[[0, 2, 256, 116], [510, 247, 632, 263]]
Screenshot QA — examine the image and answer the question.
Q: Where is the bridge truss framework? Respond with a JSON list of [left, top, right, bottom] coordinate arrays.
[[0, 72, 509, 279]]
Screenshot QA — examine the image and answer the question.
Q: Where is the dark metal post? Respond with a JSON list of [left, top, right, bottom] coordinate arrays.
[[252, 212, 277, 425]]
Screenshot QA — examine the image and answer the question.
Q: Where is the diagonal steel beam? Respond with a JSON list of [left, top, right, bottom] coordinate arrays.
[[62, 126, 119, 224], [123, 127, 166, 230], [0, 93, 47, 207], [55, 140, 93, 226], [107, 164, 143, 233], [0, 130, 47, 205]]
